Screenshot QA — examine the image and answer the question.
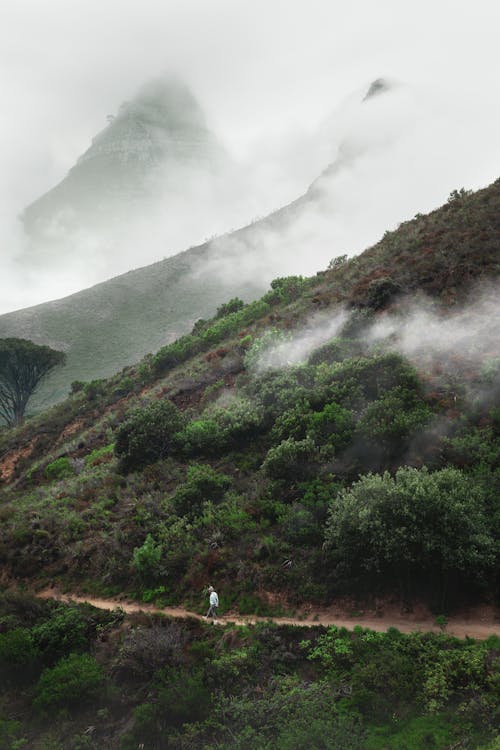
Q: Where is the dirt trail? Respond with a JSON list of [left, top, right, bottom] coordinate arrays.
[[37, 589, 500, 640]]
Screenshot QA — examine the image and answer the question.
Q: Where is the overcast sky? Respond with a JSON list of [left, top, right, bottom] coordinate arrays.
[[1, 0, 499, 313]]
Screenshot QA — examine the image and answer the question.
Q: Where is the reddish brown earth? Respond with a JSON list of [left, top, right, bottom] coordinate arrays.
[[37, 588, 500, 640]]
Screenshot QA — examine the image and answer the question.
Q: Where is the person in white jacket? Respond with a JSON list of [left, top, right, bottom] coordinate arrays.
[[204, 585, 219, 623]]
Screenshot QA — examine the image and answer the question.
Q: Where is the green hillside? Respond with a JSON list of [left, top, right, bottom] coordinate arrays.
[[0, 180, 499, 749]]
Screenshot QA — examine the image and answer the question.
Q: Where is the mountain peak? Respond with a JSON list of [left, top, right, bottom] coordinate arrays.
[[22, 76, 223, 237], [363, 77, 391, 101]]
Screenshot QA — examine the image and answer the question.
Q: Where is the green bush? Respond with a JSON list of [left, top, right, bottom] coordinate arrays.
[[152, 334, 203, 376], [263, 276, 306, 305], [173, 464, 231, 517], [156, 668, 211, 727], [114, 399, 184, 473], [216, 297, 245, 318], [365, 277, 401, 310], [307, 402, 355, 452], [44, 457, 74, 480], [0, 627, 40, 679], [270, 400, 311, 444], [324, 466, 496, 602], [308, 338, 363, 367], [33, 653, 104, 712], [32, 606, 89, 662], [84, 379, 106, 401], [132, 534, 163, 583], [178, 398, 266, 456], [245, 365, 315, 417], [262, 438, 318, 481], [244, 328, 292, 372]]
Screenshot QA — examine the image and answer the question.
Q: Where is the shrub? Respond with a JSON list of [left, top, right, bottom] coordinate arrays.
[[116, 623, 187, 677], [216, 297, 245, 318], [245, 365, 315, 417], [156, 668, 211, 727], [365, 277, 401, 310], [33, 653, 104, 712], [270, 401, 311, 444], [324, 466, 496, 603], [173, 465, 231, 517], [114, 399, 184, 473], [0, 627, 40, 678], [84, 379, 106, 401], [308, 338, 363, 366], [356, 386, 433, 463], [132, 534, 163, 583], [177, 399, 266, 457], [263, 276, 306, 305], [153, 334, 204, 376], [44, 457, 74, 480], [262, 438, 318, 481], [32, 606, 88, 662], [244, 328, 292, 372], [307, 402, 355, 452]]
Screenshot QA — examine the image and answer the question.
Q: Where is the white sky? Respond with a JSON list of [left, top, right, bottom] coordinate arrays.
[[1, 0, 499, 312]]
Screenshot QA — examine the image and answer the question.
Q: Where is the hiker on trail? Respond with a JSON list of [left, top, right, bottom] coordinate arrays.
[[204, 585, 219, 623]]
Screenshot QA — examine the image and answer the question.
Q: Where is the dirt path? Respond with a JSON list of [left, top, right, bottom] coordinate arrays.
[[37, 589, 500, 640]]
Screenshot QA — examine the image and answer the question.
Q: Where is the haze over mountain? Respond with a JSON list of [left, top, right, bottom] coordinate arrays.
[[0, 77, 432, 409], [22, 77, 227, 240]]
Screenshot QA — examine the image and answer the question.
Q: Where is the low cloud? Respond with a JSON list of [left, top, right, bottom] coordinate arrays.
[[1, 1, 499, 314], [248, 285, 500, 404], [253, 309, 350, 372]]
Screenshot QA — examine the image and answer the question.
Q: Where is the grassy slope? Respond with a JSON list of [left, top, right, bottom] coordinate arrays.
[[0, 180, 497, 603], [1, 177, 498, 415], [0, 170, 327, 411], [0, 181, 499, 749]]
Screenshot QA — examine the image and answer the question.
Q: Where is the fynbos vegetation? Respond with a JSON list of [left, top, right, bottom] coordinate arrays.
[[0, 181, 499, 748]]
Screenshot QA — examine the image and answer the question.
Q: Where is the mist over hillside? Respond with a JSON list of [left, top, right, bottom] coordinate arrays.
[[0, 177, 498, 417], [2, 67, 499, 315]]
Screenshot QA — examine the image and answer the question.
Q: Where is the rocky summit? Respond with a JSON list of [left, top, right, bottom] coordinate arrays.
[[22, 77, 225, 237]]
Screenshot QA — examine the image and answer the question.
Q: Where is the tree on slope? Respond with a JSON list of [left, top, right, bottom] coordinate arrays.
[[0, 338, 66, 427]]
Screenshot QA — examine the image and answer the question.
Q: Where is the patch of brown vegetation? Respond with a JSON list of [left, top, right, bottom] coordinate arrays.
[[55, 419, 86, 446], [0, 439, 37, 483]]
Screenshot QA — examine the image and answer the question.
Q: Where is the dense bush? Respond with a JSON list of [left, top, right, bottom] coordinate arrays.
[[262, 438, 318, 481], [307, 402, 355, 452], [356, 386, 433, 465], [245, 365, 315, 417], [33, 653, 104, 712], [132, 533, 164, 583], [263, 275, 306, 305], [177, 399, 265, 456], [32, 605, 89, 662], [0, 627, 40, 679], [173, 464, 231, 517], [365, 277, 402, 310], [270, 400, 311, 443], [308, 337, 363, 366], [44, 456, 74, 480], [216, 297, 245, 318], [114, 399, 184, 473], [324, 466, 496, 603]]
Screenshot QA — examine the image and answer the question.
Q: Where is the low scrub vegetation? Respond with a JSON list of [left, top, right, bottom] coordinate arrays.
[[0, 593, 497, 749]]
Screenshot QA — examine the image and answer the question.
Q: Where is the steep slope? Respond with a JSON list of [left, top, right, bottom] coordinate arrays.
[[0, 185, 499, 750], [0, 78, 410, 408], [0, 181, 498, 649], [1, 177, 498, 414]]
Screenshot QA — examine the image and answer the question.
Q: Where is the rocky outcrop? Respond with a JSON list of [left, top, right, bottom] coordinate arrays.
[[22, 77, 226, 236]]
